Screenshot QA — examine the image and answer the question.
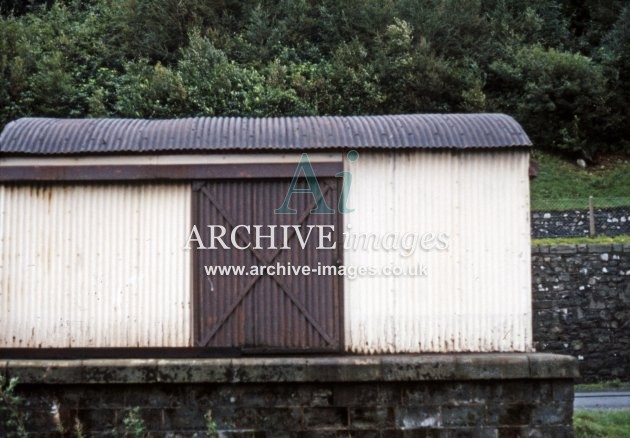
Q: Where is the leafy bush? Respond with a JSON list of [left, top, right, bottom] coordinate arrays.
[[598, 5, 630, 151], [122, 407, 146, 438], [115, 61, 188, 118], [0, 376, 26, 437], [489, 45, 612, 159]]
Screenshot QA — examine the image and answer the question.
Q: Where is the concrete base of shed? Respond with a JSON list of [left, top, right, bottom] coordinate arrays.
[[1, 353, 578, 436]]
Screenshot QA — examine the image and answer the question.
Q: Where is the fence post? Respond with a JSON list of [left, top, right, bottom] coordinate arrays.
[[588, 195, 596, 237]]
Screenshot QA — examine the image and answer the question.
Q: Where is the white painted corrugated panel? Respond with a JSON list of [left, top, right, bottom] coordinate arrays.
[[344, 150, 531, 353], [0, 152, 342, 166], [0, 184, 191, 347]]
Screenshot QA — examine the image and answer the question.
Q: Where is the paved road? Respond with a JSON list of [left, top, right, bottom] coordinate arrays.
[[574, 391, 630, 410]]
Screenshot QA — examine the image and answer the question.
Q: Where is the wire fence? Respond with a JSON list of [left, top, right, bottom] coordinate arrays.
[[531, 196, 630, 239]]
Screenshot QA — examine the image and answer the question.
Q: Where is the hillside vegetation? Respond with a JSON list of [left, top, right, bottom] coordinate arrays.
[[0, 1, 629, 162]]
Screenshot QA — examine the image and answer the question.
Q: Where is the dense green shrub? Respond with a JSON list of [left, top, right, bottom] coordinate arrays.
[[489, 45, 611, 159], [598, 5, 630, 151]]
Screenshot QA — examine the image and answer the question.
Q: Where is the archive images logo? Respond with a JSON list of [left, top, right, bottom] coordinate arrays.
[[184, 151, 450, 255], [274, 150, 358, 215]]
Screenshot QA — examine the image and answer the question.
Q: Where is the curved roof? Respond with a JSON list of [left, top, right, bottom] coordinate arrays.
[[0, 114, 531, 155]]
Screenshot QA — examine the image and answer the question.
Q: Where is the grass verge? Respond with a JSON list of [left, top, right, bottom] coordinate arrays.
[[575, 379, 630, 392], [574, 410, 630, 438], [532, 235, 630, 245]]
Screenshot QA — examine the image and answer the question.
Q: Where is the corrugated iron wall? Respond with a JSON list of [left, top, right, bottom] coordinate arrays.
[[0, 150, 532, 353], [0, 184, 191, 348], [343, 150, 532, 353]]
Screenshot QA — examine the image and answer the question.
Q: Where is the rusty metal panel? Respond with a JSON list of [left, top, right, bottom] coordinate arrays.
[[343, 150, 532, 353], [192, 179, 342, 351], [0, 184, 191, 348], [0, 162, 344, 182], [0, 114, 531, 155]]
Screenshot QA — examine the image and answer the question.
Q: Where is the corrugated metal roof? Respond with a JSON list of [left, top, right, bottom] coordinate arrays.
[[0, 114, 531, 155]]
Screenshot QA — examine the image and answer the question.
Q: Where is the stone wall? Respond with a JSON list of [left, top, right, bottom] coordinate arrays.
[[532, 243, 630, 382], [531, 206, 630, 238], [1, 355, 578, 436]]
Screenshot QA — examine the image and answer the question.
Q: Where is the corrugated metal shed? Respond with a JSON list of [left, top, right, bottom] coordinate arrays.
[[0, 113, 534, 354], [0, 114, 531, 155]]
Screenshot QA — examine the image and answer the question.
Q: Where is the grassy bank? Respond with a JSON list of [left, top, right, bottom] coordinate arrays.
[[530, 151, 630, 210]]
